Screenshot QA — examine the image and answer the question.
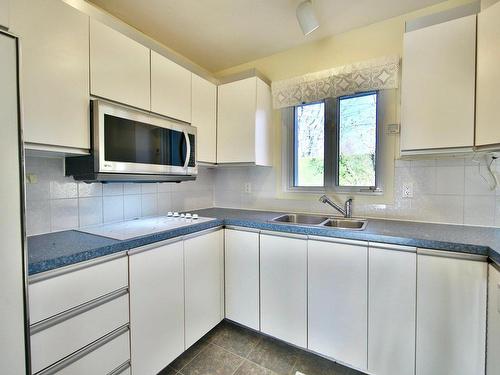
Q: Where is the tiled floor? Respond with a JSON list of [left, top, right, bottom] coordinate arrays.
[[159, 320, 366, 375]]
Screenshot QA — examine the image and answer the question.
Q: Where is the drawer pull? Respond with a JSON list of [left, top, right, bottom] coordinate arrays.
[[31, 287, 128, 335], [108, 361, 131, 375]]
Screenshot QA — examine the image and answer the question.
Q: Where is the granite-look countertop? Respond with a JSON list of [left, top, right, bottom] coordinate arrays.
[[28, 208, 500, 276]]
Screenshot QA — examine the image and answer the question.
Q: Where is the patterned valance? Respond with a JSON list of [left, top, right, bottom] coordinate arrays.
[[271, 56, 400, 109]]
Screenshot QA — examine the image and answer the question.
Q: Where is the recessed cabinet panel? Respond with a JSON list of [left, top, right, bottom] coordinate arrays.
[[192, 74, 217, 163], [308, 239, 368, 370], [10, 0, 90, 149], [184, 230, 224, 348], [476, 1, 500, 147], [368, 246, 416, 375], [416, 253, 487, 375], [260, 234, 307, 347], [151, 51, 192, 122], [129, 241, 185, 375], [225, 229, 260, 330], [90, 18, 150, 110], [401, 15, 476, 152]]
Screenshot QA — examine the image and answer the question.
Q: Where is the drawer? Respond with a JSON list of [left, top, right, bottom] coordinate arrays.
[[29, 255, 128, 324], [31, 293, 129, 373]]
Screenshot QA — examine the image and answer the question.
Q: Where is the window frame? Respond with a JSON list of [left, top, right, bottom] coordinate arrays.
[[284, 91, 382, 194]]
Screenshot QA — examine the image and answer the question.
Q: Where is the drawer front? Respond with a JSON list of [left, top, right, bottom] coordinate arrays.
[[56, 331, 130, 375], [29, 256, 128, 324], [31, 294, 129, 373]]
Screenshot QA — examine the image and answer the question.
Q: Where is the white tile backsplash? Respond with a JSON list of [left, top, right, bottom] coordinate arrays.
[[103, 196, 124, 223], [50, 198, 78, 231], [124, 195, 141, 219], [78, 197, 103, 227]]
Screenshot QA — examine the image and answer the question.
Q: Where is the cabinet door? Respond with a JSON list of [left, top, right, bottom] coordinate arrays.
[[225, 229, 260, 330], [476, 1, 500, 147], [401, 15, 476, 151], [308, 239, 368, 370], [151, 51, 192, 122], [129, 241, 184, 375], [260, 233, 307, 347], [416, 252, 487, 375], [192, 74, 217, 163], [0, 0, 8, 29], [368, 245, 416, 375], [90, 18, 150, 110], [10, 0, 90, 149], [184, 230, 224, 348], [217, 77, 256, 163], [487, 264, 500, 375]]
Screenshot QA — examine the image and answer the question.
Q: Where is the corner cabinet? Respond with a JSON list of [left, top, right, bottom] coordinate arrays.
[[401, 14, 476, 154], [416, 250, 487, 375], [90, 18, 150, 111], [192, 74, 217, 163], [10, 0, 90, 150], [151, 51, 192, 123], [475, 1, 500, 148], [217, 76, 273, 165]]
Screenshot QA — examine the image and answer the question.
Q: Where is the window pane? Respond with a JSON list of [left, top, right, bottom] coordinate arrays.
[[294, 102, 324, 187], [338, 93, 377, 187]]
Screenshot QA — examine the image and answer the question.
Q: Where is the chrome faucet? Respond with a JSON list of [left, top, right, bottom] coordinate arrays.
[[319, 195, 353, 218]]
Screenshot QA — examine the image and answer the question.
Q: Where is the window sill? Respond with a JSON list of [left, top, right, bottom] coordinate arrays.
[[283, 186, 384, 196]]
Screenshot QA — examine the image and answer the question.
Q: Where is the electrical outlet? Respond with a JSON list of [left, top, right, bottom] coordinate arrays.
[[244, 183, 252, 194], [402, 183, 413, 198]]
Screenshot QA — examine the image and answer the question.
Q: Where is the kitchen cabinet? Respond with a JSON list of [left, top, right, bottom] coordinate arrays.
[[224, 228, 260, 330], [192, 74, 217, 163], [217, 76, 273, 165], [368, 244, 416, 375], [151, 50, 192, 122], [90, 18, 150, 110], [184, 229, 224, 348], [10, 0, 90, 150], [416, 250, 487, 375], [0, 0, 8, 29], [260, 233, 307, 347], [129, 240, 185, 375], [487, 264, 500, 375], [475, 1, 500, 147], [401, 14, 476, 154], [308, 238, 368, 370]]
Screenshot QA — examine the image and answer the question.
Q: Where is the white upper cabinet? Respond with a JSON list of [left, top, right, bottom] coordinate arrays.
[[260, 233, 307, 347], [368, 245, 416, 375], [184, 230, 224, 348], [151, 51, 192, 122], [308, 238, 368, 370], [0, 0, 8, 29], [487, 264, 500, 375], [476, 1, 500, 147], [217, 76, 273, 165], [192, 74, 217, 163], [90, 18, 150, 110], [10, 0, 90, 150], [416, 251, 487, 375], [401, 14, 476, 154]]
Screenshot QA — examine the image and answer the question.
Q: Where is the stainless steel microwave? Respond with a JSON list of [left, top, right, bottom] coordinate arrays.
[[66, 100, 197, 182]]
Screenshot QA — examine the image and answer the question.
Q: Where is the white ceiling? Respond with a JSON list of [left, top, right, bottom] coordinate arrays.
[[87, 0, 445, 72]]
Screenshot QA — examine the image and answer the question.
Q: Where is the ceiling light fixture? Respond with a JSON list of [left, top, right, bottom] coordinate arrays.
[[296, 0, 320, 36]]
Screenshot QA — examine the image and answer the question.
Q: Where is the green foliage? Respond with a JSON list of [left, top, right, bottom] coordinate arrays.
[[297, 157, 324, 187], [339, 153, 375, 187]]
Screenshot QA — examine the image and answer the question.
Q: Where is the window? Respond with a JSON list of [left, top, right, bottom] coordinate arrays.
[[288, 91, 379, 192]]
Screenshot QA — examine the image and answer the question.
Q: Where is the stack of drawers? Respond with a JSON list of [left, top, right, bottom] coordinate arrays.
[[28, 255, 131, 375]]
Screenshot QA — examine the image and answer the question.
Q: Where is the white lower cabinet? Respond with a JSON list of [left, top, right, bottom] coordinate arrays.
[[416, 251, 487, 375], [224, 229, 260, 330], [184, 230, 224, 348], [487, 264, 500, 375], [308, 238, 368, 371], [368, 244, 416, 375], [129, 241, 185, 375], [260, 233, 307, 347]]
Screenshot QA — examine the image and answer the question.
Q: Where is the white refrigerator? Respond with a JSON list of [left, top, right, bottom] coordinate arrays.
[[0, 30, 29, 374]]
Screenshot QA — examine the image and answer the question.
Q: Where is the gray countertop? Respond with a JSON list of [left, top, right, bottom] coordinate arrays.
[[28, 207, 500, 276]]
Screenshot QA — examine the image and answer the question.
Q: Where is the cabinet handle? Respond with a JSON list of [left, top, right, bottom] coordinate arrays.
[[260, 230, 307, 240], [417, 248, 488, 262]]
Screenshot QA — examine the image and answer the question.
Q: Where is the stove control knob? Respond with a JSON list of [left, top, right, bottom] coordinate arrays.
[[185, 213, 192, 219], [180, 213, 185, 218], [192, 214, 199, 220], [173, 212, 179, 217], [167, 212, 173, 217]]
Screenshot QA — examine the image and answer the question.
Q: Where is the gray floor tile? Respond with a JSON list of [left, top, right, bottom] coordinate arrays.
[[291, 351, 362, 375], [246, 336, 301, 375], [234, 360, 277, 375], [180, 343, 244, 375], [208, 321, 262, 357], [158, 366, 178, 375], [170, 338, 210, 371]]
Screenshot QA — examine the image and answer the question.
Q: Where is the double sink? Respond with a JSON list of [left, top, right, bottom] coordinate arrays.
[[270, 214, 367, 230]]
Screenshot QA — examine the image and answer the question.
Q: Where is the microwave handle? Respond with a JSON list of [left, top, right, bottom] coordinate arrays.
[[183, 131, 191, 169]]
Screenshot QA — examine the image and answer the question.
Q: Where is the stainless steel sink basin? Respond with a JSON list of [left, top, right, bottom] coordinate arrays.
[[320, 218, 367, 230], [271, 214, 329, 225]]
